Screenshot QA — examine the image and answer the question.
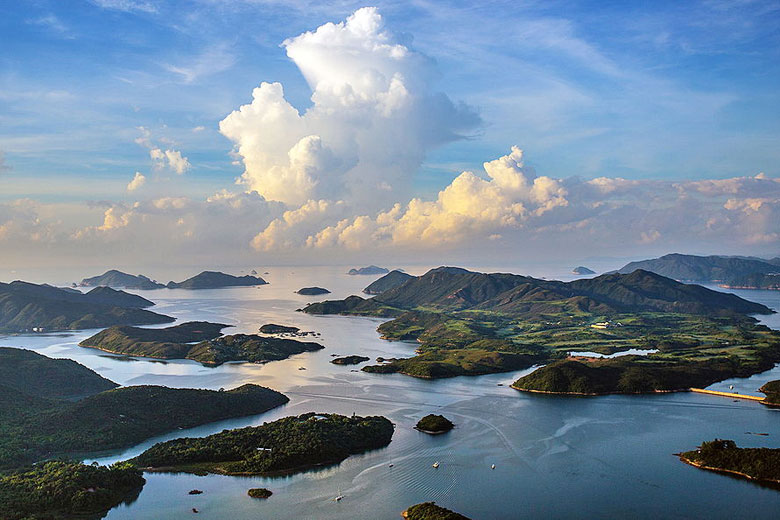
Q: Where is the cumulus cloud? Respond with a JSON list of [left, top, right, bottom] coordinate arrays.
[[219, 7, 480, 208], [126, 172, 146, 191], [135, 127, 191, 175], [245, 146, 780, 255]]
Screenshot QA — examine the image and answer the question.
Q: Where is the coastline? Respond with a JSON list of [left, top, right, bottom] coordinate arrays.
[[678, 456, 780, 486]]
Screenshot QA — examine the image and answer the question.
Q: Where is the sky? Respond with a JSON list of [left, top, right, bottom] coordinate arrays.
[[1, 0, 779, 271]]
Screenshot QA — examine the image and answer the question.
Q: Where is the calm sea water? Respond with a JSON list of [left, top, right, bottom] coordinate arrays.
[[2, 266, 779, 520]]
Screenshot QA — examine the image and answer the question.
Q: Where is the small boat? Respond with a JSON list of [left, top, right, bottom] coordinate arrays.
[[298, 367, 306, 370], [389, 464, 394, 468], [334, 495, 344, 502], [192, 508, 199, 514], [432, 461, 439, 468], [491, 464, 496, 469]]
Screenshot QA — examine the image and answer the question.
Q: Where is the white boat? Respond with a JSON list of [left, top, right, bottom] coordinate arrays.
[[432, 461, 439, 468], [334, 495, 344, 502], [491, 464, 496, 469]]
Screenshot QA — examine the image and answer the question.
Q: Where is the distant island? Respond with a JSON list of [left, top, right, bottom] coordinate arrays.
[[301, 266, 780, 392], [296, 286, 331, 295], [166, 271, 267, 289], [363, 270, 414, 294], [615, 253, 780, 289], [248, 488, 273, 499], [331, 355, 370, 365], [403, 502, 472, 520], [133, 413, 394, 476], [678, 439, 780, 487], [79, 321, 324, 366], [0, 280, 173, 333], [259, 323, 300, 334], [79, 269, 165, 290], [348, 265, 389, 275], [415, 414, 454, 434], [571, 266, 596, 275]]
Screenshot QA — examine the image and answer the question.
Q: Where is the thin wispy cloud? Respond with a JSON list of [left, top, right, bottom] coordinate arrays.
[[90, 0, 158, 14]]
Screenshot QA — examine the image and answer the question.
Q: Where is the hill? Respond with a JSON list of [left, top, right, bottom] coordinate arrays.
[[720, 272, 780, 290], [80, 321, 324, 365], [614, 253, 780, 283], [79, 270, 165, 290], [302, 266, 780, 385], [403, 502, 472, 520], [132, 413, 393, 476], [363, 270, 415, 294], [0, 347, 117, 400], [679, 439, 780, 486], [166, 271, 267, 289], [0, 280, 173, 332], [348, 265, 389, 275], [296, 286, 331, 295]]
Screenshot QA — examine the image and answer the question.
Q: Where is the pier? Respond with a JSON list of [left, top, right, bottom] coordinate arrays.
[[689, 388, 766, 402]]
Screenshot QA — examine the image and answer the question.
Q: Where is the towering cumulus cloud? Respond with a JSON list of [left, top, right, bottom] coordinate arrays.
[[219, 7, 479, 208]]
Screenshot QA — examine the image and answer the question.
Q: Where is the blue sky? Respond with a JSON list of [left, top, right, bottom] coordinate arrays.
[[0, 1, 779, 268]]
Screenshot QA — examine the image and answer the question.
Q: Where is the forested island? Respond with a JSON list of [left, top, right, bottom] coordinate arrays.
[[0, 348, 289, 518], [302, 267, 780, 393], [348, 265, 389, 275], [296, 286, 331, 295], [678, 439, 780, 486], [0, 280, 173, 332], [132, 413, 394, 476], [415, 414, 454, 434], [79, 321, 324, 365], [720, 272, 780, 291], [571, 266, 595, 275], [402, 502, 472, 520], [760, 380, 780, 406], [331, 355, 370, 365]]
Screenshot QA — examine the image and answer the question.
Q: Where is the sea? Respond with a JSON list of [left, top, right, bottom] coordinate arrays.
[[1, 264, 779, 519]]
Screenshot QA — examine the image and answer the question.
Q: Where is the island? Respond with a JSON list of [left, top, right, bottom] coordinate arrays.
[[132, 413, 394, 476], [759, 380, 780, 406], [248, 488, 273, 499], [259, 323, 300, 334], [415, 414, 454, 434], [0, 280, 173, 333], [615, 253, 780, 287], [348, 265, 389, 275], [79, 269, 165, 289], [402, 502, 472, 520], [166, 271, 267, 289], [301, 266, 780, 392], [79, 321, 324, 366], [719, 272, 780, 291], [0, 461, 145, 520], [571, 266, 596, 275], [363, 270, 415, 294], [296, 286, 331, 295], [678, 439, 780, 487], [331, 355, 370, 365]]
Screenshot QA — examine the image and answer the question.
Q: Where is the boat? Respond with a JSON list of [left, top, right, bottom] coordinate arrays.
[[491, 464, 496, 469], [298, 367, 306, 370], [334, 495, 344, 502], [432, 461, 439, 468]]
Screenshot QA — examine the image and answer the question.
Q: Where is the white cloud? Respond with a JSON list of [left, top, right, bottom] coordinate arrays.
[[219, 7, 479, 208], [136, 127, 191, 174], [90, 0, 157, 13], [164, 44, 237, 84], [126, 171, 146, 191]]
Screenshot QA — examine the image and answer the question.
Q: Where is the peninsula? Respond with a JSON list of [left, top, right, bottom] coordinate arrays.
[[363, 270, 414, 294], [678, 439, 780, 487], [302, 266, 780, 392], [79, 321, 324, 365], [132, 413, 394, 476]]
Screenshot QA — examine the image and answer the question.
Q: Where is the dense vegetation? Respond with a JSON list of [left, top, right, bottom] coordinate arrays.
[[331, 355, 370, 365], [679, 439, 780, 484], [296, 287, 331, 295], [722, 272, 780, 290], [247, 488, 272, 499], [133, 413, 394, 475], [80, 322, 323, 365], [0, 280, 172, 332], [403, 502, 471, 520], [259, 324, 300, 334], [0, 347, 117, 399], [415, 414, 454, 433], [166, 271, 267, 289], [0, 381, 289, 469], [303, 266, 780, 388], [0, 461, 145, 520], [760, 380, 780, 406], [616, 253, 780, 284], [348, 265, 389, 275], [363, 270, 414, 294], [79, 269, 165, 289]]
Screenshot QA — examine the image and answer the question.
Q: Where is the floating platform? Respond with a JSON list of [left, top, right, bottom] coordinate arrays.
[[689, 388, 765, 402]]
